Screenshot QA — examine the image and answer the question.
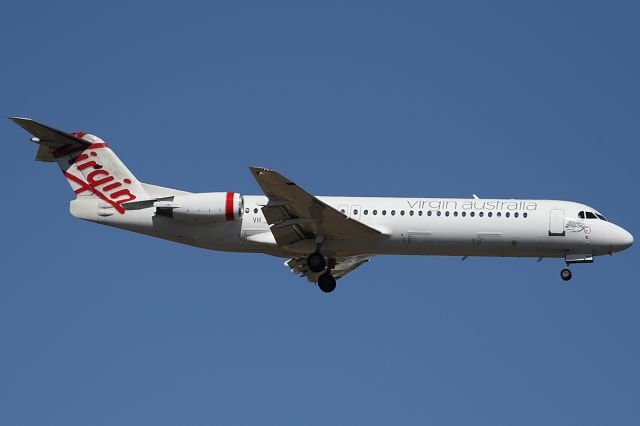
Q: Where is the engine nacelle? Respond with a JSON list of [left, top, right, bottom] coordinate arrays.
[[157, 192, 243, 223]]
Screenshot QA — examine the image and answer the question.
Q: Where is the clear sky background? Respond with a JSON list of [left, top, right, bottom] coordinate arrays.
[[1, 1, 638, 425]]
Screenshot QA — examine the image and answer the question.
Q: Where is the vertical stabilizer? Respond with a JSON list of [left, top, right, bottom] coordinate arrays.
[[11, 117, 151, 215]]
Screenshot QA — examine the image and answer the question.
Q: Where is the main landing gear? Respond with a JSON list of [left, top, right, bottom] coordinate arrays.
[[318, 273, 337, 293], [560, 268, 572, 281], [306, 252, 336, 293], [307, 252, 326, 273]]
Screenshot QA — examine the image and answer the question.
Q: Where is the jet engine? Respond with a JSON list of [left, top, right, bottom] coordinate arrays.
[[155, 192, 243, 223]]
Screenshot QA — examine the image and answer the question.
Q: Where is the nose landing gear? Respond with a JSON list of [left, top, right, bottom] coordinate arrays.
[[560, 254, 593, 282]]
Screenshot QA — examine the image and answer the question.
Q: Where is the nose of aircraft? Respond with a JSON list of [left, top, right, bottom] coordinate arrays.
[[613, 226, 634, 252]]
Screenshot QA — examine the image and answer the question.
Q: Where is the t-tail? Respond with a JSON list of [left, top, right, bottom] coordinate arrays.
[[11, 117, 151, 215]]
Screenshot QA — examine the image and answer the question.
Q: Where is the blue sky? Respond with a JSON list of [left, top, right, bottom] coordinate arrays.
[[1, 1, 638, 424]]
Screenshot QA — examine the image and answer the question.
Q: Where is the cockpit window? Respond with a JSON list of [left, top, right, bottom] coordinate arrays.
[[579, 210, 607, 220]]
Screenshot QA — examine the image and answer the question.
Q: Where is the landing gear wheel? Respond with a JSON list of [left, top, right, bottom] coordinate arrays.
[[317, 273, 337, 293], [307, 252, 326, 273], [560, 268, 572, 281]]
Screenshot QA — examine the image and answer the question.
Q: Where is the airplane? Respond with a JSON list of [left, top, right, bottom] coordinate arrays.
[[11, 117, 634, 293]]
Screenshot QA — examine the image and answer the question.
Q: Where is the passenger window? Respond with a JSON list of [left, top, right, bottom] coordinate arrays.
[[462, 211, 466, 217], [409, 211, 414, 216], [391, 210, 396, 216], [437, 211, 441, 216], [578, 211, 585, 219], [479, 212, 484, 217], [373, 210, 377, 215], [514, 212, 519, 218], [400, 210, 405, 216], [488, 212, 492, 217], [454, 211, 458, 217], [245, 208, 250, 213], [427, 211, 432, 216], [523, 212, 527, 218], [470, 212, 475, 217], [254, 208, 258, 213], [586, 212, 597, 219], [419, 211, 423, 216], [364, 210, 368, 215], [353, 209, 358, 215], [497, 212, 501, 217], [506, 212, 510, 218], [382, 210, 387, 215], [445, 211, 450, 217]]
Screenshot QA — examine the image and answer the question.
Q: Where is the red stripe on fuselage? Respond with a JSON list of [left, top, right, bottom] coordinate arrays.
[[225, 192, 235, 221]]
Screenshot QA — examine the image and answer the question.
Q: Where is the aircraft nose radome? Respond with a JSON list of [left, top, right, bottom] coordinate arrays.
[[615, 227, 634, 252]]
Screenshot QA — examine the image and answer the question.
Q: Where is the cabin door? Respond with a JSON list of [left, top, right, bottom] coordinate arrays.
[[549, 209, 566, 236]]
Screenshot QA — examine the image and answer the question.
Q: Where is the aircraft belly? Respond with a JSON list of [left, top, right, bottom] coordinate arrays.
[[364, 222, 577, 259]]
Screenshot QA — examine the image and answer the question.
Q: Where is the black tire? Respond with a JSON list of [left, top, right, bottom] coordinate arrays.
[[317, 273, 337, 293], [560, 268, 572, 281], [307, 252, 326, 273]]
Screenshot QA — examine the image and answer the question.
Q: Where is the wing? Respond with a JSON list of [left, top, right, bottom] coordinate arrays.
[[250, 167, 382, 246], [286, 255, 373, 282]]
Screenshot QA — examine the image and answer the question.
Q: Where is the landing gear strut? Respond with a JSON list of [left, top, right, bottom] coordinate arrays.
[[561, 254, 593, 281], [317, 273, 337, 293], [307, 252, 326, 273]]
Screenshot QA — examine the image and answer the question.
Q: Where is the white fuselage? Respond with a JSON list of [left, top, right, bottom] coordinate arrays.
[[72, 194, 633, 260], [11, 118, 632, 287]]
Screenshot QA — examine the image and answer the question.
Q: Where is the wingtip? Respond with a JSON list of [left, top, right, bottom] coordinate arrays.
[[9, 116, 32, 123], [250, 166, 272, 174]]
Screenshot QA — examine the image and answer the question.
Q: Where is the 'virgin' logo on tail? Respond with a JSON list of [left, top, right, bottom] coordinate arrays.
[[64, 149, 136, 214]]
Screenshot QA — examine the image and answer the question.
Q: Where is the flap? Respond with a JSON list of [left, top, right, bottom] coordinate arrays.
[[286, 255, 373, 282]]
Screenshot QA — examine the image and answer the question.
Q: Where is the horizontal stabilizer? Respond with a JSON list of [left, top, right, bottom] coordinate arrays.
[[10, 117, 89, 148], [11, 117, 91, 163]]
